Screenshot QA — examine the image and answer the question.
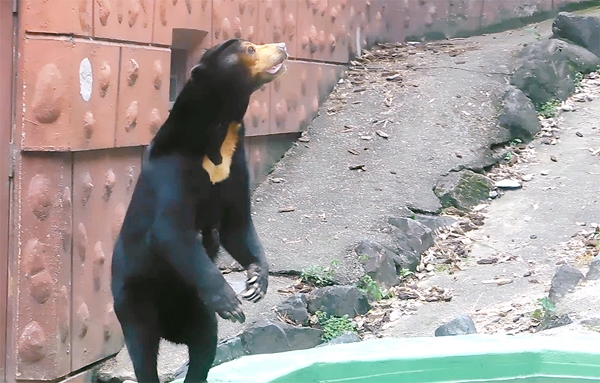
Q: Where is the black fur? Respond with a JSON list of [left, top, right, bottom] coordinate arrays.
[[111, 39, 287, 383]]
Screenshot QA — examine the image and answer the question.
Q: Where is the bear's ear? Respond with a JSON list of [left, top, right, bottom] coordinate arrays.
[[190, 63, 205, 78]]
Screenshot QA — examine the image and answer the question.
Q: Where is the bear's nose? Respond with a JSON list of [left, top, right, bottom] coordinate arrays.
[[277, 43, 287, 53]]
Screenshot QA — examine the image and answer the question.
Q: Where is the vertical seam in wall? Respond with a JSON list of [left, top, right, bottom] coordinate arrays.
[[151, 0, 156, 44], [68, 151, 75, 373], [114, 46, 122, 148], [209, 0, 214, 47], [91, 0, 95, 39], [479, 0, 485, 30]]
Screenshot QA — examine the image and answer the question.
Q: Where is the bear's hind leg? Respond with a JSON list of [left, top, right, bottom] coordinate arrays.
[[183, 311, 218, 383], [116, 301, 161, 383]]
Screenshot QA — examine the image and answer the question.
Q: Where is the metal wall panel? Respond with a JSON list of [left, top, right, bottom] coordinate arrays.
[[15, 153, 72, 380], [19, 37, 121, 151], [71, 148, 141, 370], [20, 0, 93, 36]]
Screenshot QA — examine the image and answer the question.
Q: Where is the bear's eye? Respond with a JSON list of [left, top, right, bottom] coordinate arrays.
[[247, 46, 255, 54]]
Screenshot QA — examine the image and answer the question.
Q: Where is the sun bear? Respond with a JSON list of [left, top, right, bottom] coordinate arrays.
[[111, 39, 288, 383]]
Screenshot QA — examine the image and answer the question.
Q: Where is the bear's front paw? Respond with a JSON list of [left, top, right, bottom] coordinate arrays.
[[240, 263, 268, 303], [212, 286, 246, 323]]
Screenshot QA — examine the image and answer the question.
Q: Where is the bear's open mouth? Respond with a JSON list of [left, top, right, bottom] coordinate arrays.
[[265, 62, 284, 75]]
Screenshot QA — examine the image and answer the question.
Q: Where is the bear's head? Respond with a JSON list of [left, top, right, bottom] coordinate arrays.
[[190, 39, 288, 93]]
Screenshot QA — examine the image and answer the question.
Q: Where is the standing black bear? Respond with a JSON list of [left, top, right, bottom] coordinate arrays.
[[111, 39, 288, 383]]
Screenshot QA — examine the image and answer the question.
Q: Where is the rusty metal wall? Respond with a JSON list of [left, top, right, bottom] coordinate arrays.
[[0, 1, 14, 381], [5, 0, 591, 381]]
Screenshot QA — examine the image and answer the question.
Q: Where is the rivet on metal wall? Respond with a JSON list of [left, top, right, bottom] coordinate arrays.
[[233, 16, 242, 38], [76, 222, 88, 262], [117, 0, 124, 23], [159, 0, 168, 25], [82, 172, 93, 206], [83, 111, 95, 141], [104, 169, 116, 201], [127, 59, 139, 86], [113, 203, 126, 241], [153, 60, 163, 90], [329, 33, 336, 52], [99, 61, 111, 97], [28, 174, 52, 221], [125, 101, 139, 131], [274, 99, 287, 127], [23, 239, 46, 277], [150, 108, 161, 135], [79, 0, 92, 32], [128, 0, 143, 27], [103, 304, 114, 340], [298, 104, 307, 124], [93, 241, 106, 291], [30, 270, 52, 304], [126, 166, 135, 191], [58, 286, 70, 343], [77, 302, 90, 338], [18, 321, 47, 364], [248, 100, 260, 128], [97, 0, 111, 26], [32, 63, 64, 124]]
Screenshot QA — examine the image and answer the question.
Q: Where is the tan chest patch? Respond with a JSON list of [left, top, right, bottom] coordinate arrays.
[[202, 122, 241, 184]]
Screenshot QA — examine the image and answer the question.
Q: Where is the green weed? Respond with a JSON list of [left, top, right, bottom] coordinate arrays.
[[300, 260, 339, 287], [316, 311, 359, 342], [538, 99, 561, 119], [532, 297, 555, 321], [399, 268, 414, 279], [356, 275, 388, 301], [509, 138, 523, 147], [357, 254, 370, 262], [574, 72, 584, 87], [434, 264, 452, 274]]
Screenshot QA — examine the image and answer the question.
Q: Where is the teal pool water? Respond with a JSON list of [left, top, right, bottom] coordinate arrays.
[[171, 334, 600, 383]]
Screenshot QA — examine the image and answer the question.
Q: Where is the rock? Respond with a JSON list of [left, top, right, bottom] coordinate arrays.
[[172, 336, 247, 381], [586, 255, 600, 280], [214, 336, 246, 366], [387, 217, 435, 271], [498, 86, 541, 140], [552, 12, 600, 58], [434, 170, 494, 211], [549, 264, 584, 302], [96, 364, 136, 383], [411, 214, 457, 233], [434, 313, 477, 336], [389, 217, 435, 255], [172, 362, 188, 381], [494, 179, 522, 189], [239, 319, 323, 356], [537, 313, 573, 332], [315, 332, 361, 348], [355, 240, 399, 288], [306, 286, 371, 318], [511, 39, 600, 105], [275, 294, 310, 325]]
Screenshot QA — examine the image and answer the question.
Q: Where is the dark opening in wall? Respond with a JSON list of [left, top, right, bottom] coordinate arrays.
[[169, 28, 209, 111]]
